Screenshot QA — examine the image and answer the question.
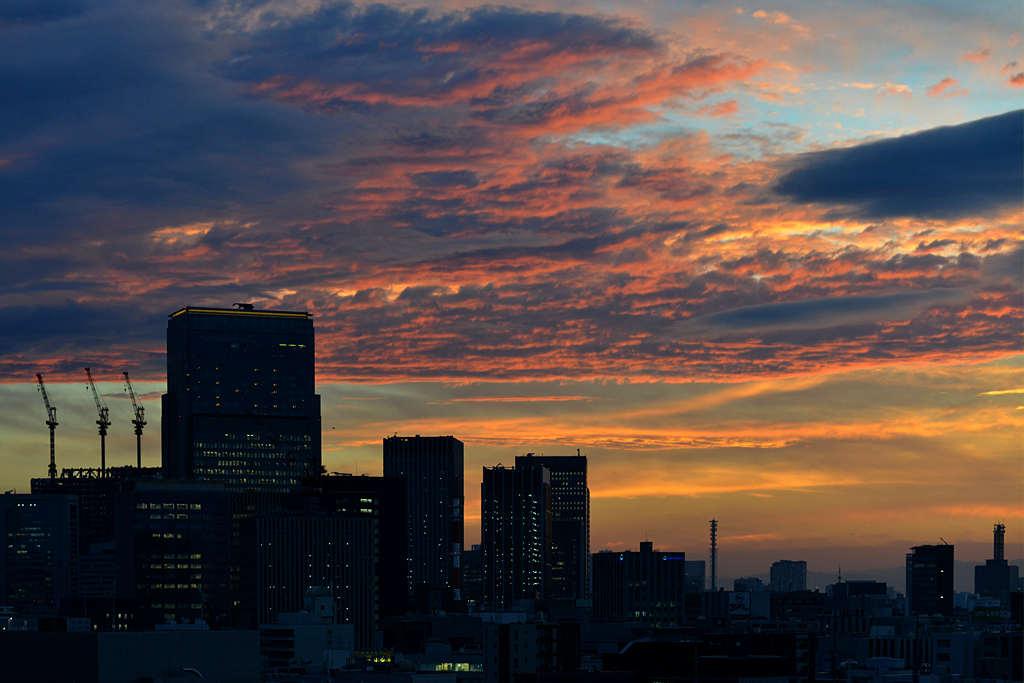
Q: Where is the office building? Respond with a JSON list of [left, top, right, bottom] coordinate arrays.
[[0, 493, 78, 617], [481, 464, 551, 609], [114, 480, 232, 630], [592, 542, 688, 626], [975, 523, 1019, 609], [285, 474, 408, 620], [515, 453, 589, 601], [162, 305, 321, 492], [906, 544, 954, 616], [770, 560, 807, 592], [247, 512, 376, 647], [383, 435, 464, 602]]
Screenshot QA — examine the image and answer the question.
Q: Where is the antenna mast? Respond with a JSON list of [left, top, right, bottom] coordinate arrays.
[[84, 367, 111, 471], [123, 372, 146, 469], [35, 374, 59, 479]]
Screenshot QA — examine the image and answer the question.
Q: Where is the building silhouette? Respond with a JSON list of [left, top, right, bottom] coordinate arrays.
[[906, 544, 954, 616], [515, 453, 590, 601], [114, 480, 231, 630], [481, 464, 551, 609], [246, 512, 376, 647], [592, 542, 688, 626], [161, 305, 322, 626], [770, 560, 807, 592], [975, 523, 1019, 610], [0, 493, 78, 617], [285, 474, 409, 621], [383, 436, 464, 605], [162, 305, 321, 490]]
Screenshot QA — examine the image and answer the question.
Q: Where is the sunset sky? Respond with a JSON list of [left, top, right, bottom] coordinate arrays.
[[1, 0, 1021, 586]]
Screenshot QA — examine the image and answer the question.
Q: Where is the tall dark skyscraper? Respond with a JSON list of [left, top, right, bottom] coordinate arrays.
[[481, 464, 551, 609], [162, 305, 321, 491], [906, 544, 954, 616], [383, 436, 464, 602], [515, 453, 589, 601]]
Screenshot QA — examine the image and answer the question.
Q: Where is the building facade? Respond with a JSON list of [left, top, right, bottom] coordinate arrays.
[[247, 513, 376, 647], [481, 465, 551, 610], [0, 493, 78, 617], [906, 544, 954, 616], [515, 453, 589, 601], [114, 480, 232, 630], [383, 435, 464, 602], [770, 560, 808, 592], [592, 542, 688, 626], [162, 305, 321, 491]]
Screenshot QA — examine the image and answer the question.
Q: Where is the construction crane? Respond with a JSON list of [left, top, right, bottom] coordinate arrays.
[[35, 374, 59, 479], [84, 367, 111, 471], [123, 372, 147, 469]]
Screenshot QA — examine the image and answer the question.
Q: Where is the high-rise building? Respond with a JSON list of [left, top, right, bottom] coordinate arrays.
[[114, 480, 232, 630], [286, 474, 409, 620], [247, 513, 376, 647], [770, 560, 808, 592], [383, 436, 464, 603], [0, 493, 78, 617], [592, 542, 688, 626], [906, 544, 954, 616], [975, 523, 1019, 610], [481, 464, 551, 610], [515, 453, 589, 601], [162, 305, 321, 491]]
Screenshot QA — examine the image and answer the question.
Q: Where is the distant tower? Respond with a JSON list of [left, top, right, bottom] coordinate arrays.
[[994, 522, 1005, 561], [709, 519, 718, 592]]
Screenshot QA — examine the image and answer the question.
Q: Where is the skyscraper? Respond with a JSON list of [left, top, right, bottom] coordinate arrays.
[[515, 453, 590, 601], [481, 464, 551, 609], [770, 560, 808, 592], [906, 544, 954, 616], [162, 305, 321, 491], [383, 436, 464, 603]]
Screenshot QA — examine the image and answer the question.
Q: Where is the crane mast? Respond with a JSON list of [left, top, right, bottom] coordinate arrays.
[[35, 374, 59, 479], [84, 367, 111, 471], [123, 372, 147, 469]]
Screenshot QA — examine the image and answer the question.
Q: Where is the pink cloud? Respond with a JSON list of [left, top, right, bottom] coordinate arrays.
[[959, 48, 990, 63], [696, 100, 739, 117], [926, 77, 967, 98], [1007, 72, 1024, 87]]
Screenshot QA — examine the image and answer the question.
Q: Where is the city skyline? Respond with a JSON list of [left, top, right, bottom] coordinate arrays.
[[0, 0, 1021, 584]]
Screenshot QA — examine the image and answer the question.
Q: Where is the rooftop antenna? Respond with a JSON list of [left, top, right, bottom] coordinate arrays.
[[35, 374, 58, 479], [709, 519, 718, 592], [123, 372, 147, 469], [84, 368, 111, 471]]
